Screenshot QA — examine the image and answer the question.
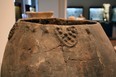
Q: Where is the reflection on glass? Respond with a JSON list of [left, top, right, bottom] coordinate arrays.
[[89, 8, 104, 21], [112, 8, 116, 22], [67, 8, 83, 18]]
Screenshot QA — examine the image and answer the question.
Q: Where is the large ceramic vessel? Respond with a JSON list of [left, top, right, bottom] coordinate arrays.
[[26, 11, 53, 18], [1, 18, 116, 77]]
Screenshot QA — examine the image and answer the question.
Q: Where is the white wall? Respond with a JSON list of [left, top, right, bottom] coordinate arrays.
[[0, 0, 15, 75], [38, 0, 67, 18], [59, 0, 67, 18], [38, 0, 59, 17]]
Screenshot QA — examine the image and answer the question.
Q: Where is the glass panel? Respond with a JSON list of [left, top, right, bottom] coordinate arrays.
[[112, 8, 116, 22], [67, 8, 83, 18], [89, 8, 104, 21]]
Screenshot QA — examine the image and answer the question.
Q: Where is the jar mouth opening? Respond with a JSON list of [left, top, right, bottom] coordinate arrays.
[[21, 18, 96, 25]]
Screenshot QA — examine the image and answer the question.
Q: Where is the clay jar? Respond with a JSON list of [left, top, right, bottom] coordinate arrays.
[[26, 11, 53, 18], [1, 18, 116, 77]]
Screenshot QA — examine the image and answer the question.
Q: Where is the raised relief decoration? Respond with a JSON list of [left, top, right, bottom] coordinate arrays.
[[55, 26, 78, 47]]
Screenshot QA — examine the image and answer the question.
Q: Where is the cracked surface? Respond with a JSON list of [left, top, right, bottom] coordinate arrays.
[[1, 18, 116, 77]]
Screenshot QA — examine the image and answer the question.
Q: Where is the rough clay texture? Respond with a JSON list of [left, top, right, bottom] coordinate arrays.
[[1, 18, 116, 77]]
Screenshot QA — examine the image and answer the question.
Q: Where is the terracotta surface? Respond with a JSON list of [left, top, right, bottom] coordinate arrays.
[[26, 12, 53, 18], [1, 18, 116, 77]]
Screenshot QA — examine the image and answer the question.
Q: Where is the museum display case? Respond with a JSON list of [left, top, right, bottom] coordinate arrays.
[[89, 6, 104, 21], [14, 2, 22, 21], [111, 6, 116, 22], [14, 0, 37, 21], [67, 6, 84, 19]]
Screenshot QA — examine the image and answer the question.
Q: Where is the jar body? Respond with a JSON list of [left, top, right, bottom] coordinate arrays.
[[1, 18, 116, 77]]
